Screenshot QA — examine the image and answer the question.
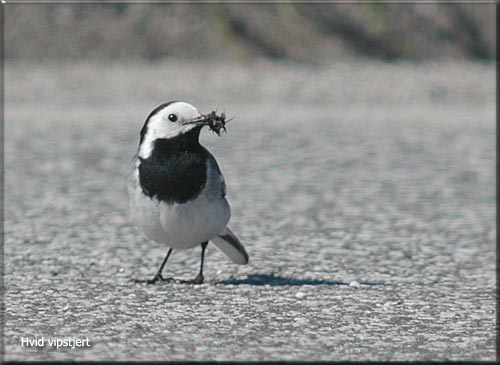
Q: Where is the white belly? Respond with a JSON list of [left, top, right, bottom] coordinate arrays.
[[159, 194, 230, 248]]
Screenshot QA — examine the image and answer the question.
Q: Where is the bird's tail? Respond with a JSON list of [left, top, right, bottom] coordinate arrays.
[[211, 227, 249, 265]]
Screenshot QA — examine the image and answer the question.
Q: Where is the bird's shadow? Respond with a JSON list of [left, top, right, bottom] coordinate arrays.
[[216, 273, 388, 287]]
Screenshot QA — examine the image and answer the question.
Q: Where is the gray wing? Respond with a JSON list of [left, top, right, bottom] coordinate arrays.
[[203, 147, 226, 198], [202, 148, 248, 264]]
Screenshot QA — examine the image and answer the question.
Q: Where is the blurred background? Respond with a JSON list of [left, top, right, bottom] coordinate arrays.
[[5, 3, 495, 62], [4, 3, 497, 362]]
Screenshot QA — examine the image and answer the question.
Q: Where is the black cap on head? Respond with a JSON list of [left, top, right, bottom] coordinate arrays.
[[139, 101, 178, 145]]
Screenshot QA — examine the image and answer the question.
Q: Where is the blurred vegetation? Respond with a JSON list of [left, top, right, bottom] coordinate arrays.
[[5, 3, 495, 62]]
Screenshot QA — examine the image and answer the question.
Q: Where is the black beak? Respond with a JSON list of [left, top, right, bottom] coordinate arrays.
[[184, 115, 209, 126]]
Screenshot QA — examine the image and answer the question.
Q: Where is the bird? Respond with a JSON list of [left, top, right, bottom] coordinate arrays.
[[127, 101, 249, 284]]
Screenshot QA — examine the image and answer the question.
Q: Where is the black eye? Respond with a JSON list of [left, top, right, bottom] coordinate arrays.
[[168, 114, 178, 122]]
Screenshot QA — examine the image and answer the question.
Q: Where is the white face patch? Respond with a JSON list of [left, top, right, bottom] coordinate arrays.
[[139, 102, 203, 159]]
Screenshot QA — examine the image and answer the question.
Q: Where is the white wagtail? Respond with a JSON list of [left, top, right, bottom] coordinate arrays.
[[128, 101, 248, 284]]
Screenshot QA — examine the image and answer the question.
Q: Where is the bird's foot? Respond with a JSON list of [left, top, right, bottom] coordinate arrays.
[[133, 273, 176, 284], [179, 273, 204, 285]]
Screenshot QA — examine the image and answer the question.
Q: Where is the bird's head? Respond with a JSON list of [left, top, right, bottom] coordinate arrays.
[[138, 101, 210, 158]]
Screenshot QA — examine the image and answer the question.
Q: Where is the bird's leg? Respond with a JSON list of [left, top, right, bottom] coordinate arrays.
[[180, 241, 208, 284], [134, 248, 174, 284], [194, 241, 209, 284], [150, 248, 174, 283]]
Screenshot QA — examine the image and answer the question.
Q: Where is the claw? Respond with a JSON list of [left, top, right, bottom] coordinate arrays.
[[179, 274, 204, 285]]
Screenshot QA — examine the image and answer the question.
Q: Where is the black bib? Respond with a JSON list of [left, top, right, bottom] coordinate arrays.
[[138, 128, 208, 204]]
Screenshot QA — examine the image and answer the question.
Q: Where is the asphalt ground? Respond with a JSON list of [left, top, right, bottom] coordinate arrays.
[[3, 60, 496, 361]]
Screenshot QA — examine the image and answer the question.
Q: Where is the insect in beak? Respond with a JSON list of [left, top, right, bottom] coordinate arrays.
[[183, 111, 232, 136]]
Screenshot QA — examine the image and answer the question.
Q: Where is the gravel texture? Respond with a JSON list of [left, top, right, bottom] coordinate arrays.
[[4, 60, 496, 361]]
